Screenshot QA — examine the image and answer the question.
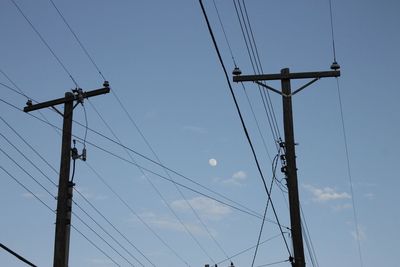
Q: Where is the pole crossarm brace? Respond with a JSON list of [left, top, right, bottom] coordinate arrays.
[[233, 70, 340, 82], [23, 87, 110, 112], [234, 70, 340, 97]]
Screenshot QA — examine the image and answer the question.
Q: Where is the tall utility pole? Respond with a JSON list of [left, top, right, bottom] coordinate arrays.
[[233, 66, 340, 267], [23, 83, 110, 267]]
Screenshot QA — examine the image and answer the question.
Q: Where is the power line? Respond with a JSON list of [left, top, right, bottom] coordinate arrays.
[[87, 99, 216, 264], [199, 0, 291, 257], [328, 1, 363, 265], [1, 115, 149, 266], [9, 0, 78, 87], [251, 155, 279, 267], [0, 164, 122, 266], [73, 188, 155, 267], [215, 233, 283, 265], [0, 95, 282, 226], [0, 243, 37, 267], [335, 78, 364, 267], [0, 142, 134, 266], [47, 1, 232, 258], [84, 162, 191, 267], [47, 0, 106, 81], [0, 83, 265, 220], [71, 225, 122, 267], [1, 115, 152, 266], [72, 211, 137, 266]]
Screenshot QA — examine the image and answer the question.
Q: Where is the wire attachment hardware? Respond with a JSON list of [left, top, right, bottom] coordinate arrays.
[[71, 140, 86, 161]]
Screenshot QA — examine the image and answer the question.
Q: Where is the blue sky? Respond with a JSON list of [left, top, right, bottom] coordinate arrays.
[[1, 0, 399, 267]]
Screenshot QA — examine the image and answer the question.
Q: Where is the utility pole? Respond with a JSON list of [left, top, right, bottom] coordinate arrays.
[[23, 82, 110, 267], [233, 65, 340, 267]]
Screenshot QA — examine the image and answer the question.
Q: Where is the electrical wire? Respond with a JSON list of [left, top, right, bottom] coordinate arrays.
[[0, 82, 265, 220], [1, 115, 150, 266], [48, 1, 231, 257], [199, 0, 291, 257], [0, 164, 122, 266], [212, 0, 237, 66], [72, 211, 137, 266], [335, 78, 364, 267], [232, 0, 282, 148], [251, 155, 279, 267], [255, 259, 290, 267], [328, 1, 363, 266], [9, 0, 78, 87], [71, 224, 122, 267], [0, 134, 137, 266], [0, 243, 37, 267], [73, 188, 154, 266], [0, 165, 54, 212], [0, 96, 284, 227], [84, 162, 191, 267], [215, 233, 283, 265], [87, 99, 216, 264]]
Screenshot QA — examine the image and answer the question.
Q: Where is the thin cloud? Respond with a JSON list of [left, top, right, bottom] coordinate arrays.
[[351, 225, 367, 241], [222, 170, 247, 186], [135, 212, 208, 235], [182, 125, 208, 135], [303, 184, 351, 202], [171, 196, 231, 220]]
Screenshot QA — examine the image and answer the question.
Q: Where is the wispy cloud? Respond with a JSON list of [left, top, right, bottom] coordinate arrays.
[[171, 196, 231, 220], [182, 125, 208, 135], [134, 212, 208, 235], [351, 225, 367, 241], [222, 170, 247, 186], [303, 184, 351, 202]]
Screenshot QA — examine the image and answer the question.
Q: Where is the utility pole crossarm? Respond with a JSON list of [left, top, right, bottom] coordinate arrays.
[[23, 87, 110, 112], [233, 70, 340, 82]]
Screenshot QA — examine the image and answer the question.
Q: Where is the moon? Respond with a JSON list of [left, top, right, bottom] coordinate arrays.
[[208, 158, 217, 167]]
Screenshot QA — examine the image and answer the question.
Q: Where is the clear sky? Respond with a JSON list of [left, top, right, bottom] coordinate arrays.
[[1, 1, 399, 267]]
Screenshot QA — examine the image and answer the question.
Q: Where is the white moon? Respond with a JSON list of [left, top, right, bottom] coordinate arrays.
[[208, 158, 217, 167]]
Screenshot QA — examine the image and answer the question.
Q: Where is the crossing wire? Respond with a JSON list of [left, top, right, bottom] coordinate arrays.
[[251, 155, 279, 267], [0, 116, 155, 266], [0, 116, 151, 266], [0, 80, 266, 221], [87, 99, 216, 264], [0, 95, 286, 230], [233, 0, 282, 148], [46, 2, 239, 260], [199, 0, 292, 257], [328, 1, 364, 266], [211, 1, 274, 163], [0, 165, 122, 266], [9, 0, 78, 87], [0, 135, 138, 266]]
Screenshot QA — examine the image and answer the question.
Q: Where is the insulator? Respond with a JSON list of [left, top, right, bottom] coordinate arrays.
[[330, 61, 340, 70], [232, 66, 242, 76], [103, 80, 110, 87]]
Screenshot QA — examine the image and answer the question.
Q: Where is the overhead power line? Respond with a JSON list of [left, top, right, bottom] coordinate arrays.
[[0, 243, 37, 267], [9, 0, 78, 87], [199, 0, 291, 257], [0, 165, 121, 266]]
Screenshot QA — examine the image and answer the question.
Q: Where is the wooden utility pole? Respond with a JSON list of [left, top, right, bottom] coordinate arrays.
[[233, 67, 340, 267], [23, 84, 110, 267]]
